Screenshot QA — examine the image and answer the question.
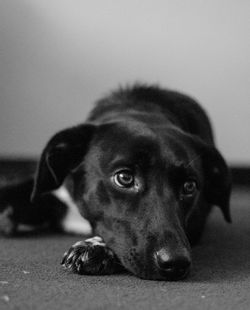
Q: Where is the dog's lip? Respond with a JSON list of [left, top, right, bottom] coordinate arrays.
[[119, 255, 192, 281], [133, 266, 191, 281], [157, 265, 191, 281]]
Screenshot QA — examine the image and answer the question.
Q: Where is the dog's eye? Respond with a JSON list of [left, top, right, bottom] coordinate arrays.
[[182, 180, 197, 196], [113, 170, 135, 188]]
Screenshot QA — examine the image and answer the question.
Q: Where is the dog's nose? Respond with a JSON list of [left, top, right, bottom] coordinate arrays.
[[154, 248, 191, 280]]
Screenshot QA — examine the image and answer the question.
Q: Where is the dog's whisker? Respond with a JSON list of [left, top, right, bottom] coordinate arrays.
[[184, 154, 202, 168]]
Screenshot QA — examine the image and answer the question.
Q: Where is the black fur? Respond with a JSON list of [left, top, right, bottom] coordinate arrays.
[[0, 84, 231, 280]]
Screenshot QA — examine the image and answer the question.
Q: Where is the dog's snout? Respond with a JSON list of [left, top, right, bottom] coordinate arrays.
[[154, 248, 191, 280]]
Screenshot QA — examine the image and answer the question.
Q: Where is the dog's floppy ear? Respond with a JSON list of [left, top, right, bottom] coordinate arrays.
[[31, 124, 96, 200], [196, 141, 232, 223]]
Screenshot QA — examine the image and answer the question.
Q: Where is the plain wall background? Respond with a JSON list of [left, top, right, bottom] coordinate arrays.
[[0, 0, 249, 165]]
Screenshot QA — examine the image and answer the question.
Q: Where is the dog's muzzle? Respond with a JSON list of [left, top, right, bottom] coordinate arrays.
[[154, 247, 191, 280]]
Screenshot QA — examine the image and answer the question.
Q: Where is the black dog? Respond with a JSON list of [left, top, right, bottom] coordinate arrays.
[[0, 84, 231, 280]]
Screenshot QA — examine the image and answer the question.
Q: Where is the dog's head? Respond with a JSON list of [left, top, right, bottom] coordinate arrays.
[[32, 120, 231, 280]]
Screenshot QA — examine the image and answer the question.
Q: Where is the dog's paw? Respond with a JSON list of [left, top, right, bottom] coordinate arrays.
[[61, 236, 122, 275], [0, 206, 16, 236]]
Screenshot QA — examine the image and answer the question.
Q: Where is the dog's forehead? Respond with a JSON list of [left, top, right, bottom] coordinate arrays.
[[92, 122, 200, 169], [93, 122, 157, 162]]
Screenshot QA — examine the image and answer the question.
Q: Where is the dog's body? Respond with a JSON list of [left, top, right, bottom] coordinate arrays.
[[0, 85, 231, 280]]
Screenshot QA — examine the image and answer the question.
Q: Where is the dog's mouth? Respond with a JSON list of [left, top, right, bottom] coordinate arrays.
[[155, 264, 191, 281], [118, 249, 192, 281], [121, 258, 191, 281]]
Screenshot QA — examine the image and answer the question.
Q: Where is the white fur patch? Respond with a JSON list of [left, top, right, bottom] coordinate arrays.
[[0, 206, 15, 234], [53, 186, 92, 235]]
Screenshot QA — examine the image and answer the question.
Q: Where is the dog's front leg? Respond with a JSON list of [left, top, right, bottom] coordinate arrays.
[[61, 236, 123, 275]]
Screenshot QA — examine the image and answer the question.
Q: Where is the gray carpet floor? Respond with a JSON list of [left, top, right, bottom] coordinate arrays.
[[0, 187, 250, 310]]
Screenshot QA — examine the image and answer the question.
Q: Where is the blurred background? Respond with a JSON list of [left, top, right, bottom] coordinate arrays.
[[0, 0, 249, 167]]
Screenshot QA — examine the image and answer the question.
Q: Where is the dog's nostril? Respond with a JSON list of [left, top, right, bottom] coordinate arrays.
[[155, 249, 191, 279]]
